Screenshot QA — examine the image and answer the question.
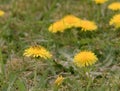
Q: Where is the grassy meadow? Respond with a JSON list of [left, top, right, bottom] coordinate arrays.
[[0, 0, 120, 91]]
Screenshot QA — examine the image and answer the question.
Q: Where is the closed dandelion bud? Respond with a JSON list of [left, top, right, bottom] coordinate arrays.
[[54, 75, 64, 86], [0, 10, 5, 16]]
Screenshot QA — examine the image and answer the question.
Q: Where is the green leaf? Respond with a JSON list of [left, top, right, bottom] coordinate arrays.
[[16, 78, 27, 91], [7, 73, 17, 91], [0, 49, 4, 74]]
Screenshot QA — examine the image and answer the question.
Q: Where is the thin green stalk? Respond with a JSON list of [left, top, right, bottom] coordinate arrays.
[[86, 75, 92, 91], [33, 62, 38, 88], [53, 86, 58, 91]]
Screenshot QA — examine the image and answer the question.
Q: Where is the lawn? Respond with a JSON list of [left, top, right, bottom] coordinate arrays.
[[0, 0, 120, 91]]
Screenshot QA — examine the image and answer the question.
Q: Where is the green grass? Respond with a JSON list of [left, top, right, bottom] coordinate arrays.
[[0, 0, 120, 91]]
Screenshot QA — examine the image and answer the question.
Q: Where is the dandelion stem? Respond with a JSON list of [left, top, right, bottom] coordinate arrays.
[[33, 62, 38, 88]]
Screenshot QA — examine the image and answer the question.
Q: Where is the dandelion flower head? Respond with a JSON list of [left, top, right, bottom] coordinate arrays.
[[94, 0, 108, 4], [0, 10, 5, 16], [61, 15, 81, 28], [108, 2, 120, 11], [54, 75, 64, 86], [79, 20, 98, 31], [48, 15, 81, 33], [23, 45, 52, 59], [74, 51, 98, 67], [109, 14, 120, 28], [48, 20, 67, 33]]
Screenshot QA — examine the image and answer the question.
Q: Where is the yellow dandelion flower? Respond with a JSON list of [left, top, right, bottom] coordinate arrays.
[[0, 10, 5, 16], [48, 20, 66, 33], [74, 51, 98, 67], [61, 15, 81, 28], [94, 0, 108, 4], [109, 14, 120, 28], [23, 45, 52, 59], [54, 75, 64, 86], [108, 2, 120, 11], [79, 20, 98, 31], [48, 15, 81, 33]]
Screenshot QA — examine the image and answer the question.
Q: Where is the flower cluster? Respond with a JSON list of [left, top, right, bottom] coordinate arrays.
[[49, 15, 98, 33]]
